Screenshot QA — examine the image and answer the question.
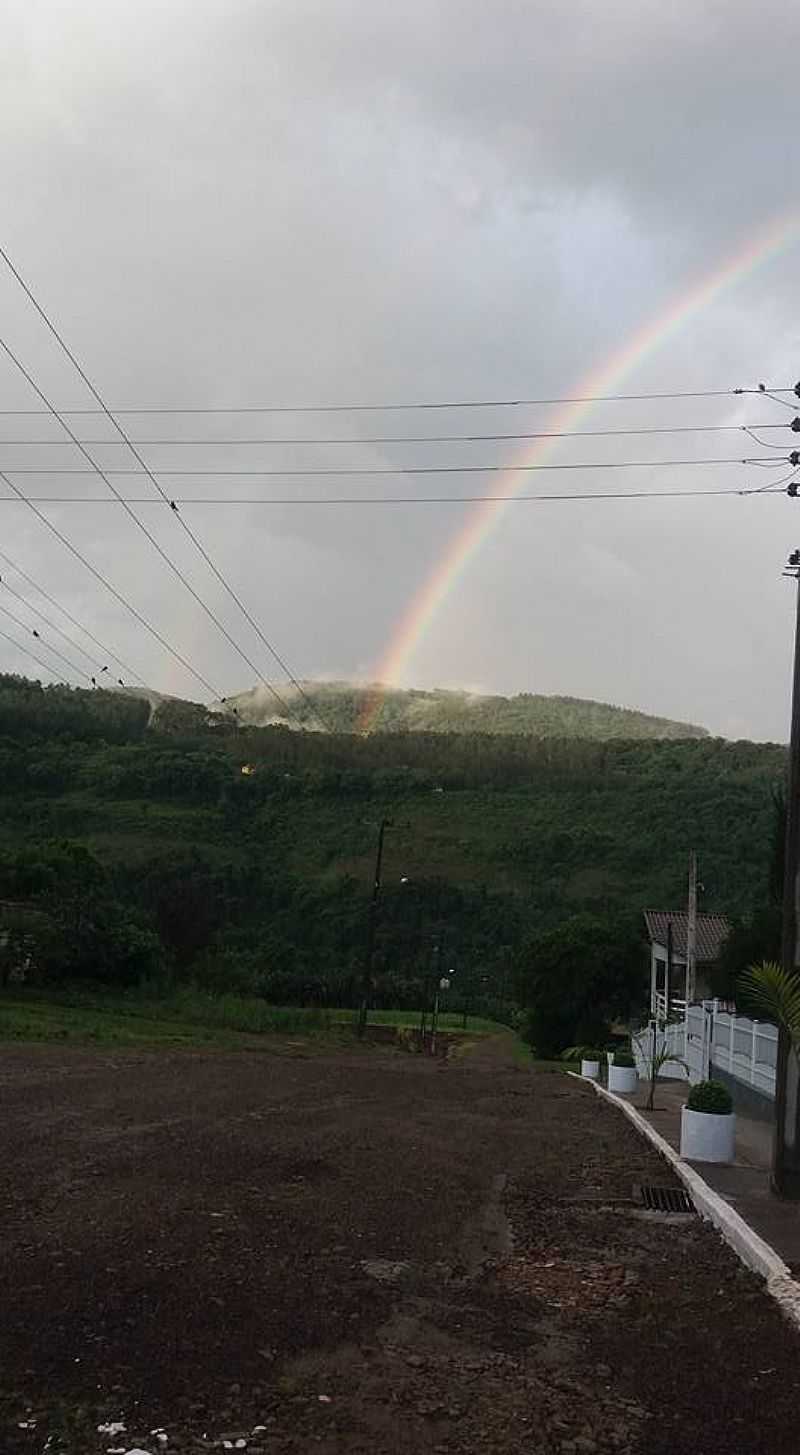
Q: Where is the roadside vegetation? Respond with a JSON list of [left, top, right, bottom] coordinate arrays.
[[0, 673, 785, 1054]]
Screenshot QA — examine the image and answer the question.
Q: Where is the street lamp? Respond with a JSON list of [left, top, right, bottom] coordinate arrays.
[[357, 818, 392, 1040], [430, 968, 455, 1055]]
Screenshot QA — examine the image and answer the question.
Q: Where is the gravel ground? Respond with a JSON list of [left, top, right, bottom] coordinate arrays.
[[1, 1035, 799, 1455]]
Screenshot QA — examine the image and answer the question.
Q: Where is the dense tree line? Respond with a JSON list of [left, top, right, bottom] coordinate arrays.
[[0, 674, 787, 1040]]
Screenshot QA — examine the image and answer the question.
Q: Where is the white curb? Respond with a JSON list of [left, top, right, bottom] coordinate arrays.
[[568, 1071, 800, 1334]]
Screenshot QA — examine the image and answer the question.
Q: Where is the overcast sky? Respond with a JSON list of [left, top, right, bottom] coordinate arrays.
[[1, 0, 798, 739]]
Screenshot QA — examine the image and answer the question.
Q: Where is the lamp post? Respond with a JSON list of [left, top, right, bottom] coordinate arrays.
[[430, 968, 454, 1057], [357, 817, 392, 1040]]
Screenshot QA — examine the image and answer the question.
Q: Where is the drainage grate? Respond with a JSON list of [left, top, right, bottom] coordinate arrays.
[[634, 1184, 695, 1214]]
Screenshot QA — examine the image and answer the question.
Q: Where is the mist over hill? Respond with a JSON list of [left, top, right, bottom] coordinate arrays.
[[220, 680, 709, 740]]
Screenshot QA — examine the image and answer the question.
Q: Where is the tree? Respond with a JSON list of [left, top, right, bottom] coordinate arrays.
[[517, 912, 645, 1058], [151, 698, 222, 737], [712, 786, 785, 999], [713, 905, 781, 1000]]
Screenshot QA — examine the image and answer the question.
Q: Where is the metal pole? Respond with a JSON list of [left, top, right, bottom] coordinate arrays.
[[775, 560, 800, 1195], [431, 990, 440, 1057], [357, 818, 389, 1039], [428, 939, 443, 1055], [647, 1019, 657, 1112], [419, 935, 436, 1047]]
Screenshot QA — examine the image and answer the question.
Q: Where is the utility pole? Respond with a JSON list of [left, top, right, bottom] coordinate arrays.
[[665, 921, 673, 1022], [685, 851, 698, 1006], [775, 548, 800, 1195], [357, 817, 391, 1039]]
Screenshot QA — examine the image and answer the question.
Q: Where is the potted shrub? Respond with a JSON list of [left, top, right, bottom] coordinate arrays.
[[680, 1079, 736, 1163], [608, 1047, 638, 1095], [580, 1049, 602, 1080]]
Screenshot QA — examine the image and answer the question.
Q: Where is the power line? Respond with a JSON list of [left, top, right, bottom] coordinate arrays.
[[0, 467, 224, 699], [0, 599, 92, 682], [741, 427, 791, 451], [759, 389, 798, 413], [0, 455, 780, 476], [0, 385, 793, 415], [0, 545, 143, 684], [0, 574, 109, 677], [0, 622, 69, 684], [0, 247, 329, 733], [0, 484, 788, 507], [0, 422, 790, 446], [0, 329, 305, 729]]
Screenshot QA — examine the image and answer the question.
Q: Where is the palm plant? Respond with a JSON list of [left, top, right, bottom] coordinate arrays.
[[638, 1026, 686, 1110], [738, 960, 800, 1048]]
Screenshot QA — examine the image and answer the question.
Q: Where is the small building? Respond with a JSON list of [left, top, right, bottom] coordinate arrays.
[[0, 900, 50, 985], [643, 908, 731, 1018]]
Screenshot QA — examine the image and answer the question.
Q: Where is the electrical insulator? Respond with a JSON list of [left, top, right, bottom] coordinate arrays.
[[789, 482, 799, 498]]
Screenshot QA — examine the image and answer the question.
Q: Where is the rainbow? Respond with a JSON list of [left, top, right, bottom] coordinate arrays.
[[357, 212, 800, 733]]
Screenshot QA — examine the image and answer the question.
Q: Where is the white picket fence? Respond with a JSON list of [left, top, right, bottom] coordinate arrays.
[[653, 991, 687, 1022], [633, 1000, 778, 1099]]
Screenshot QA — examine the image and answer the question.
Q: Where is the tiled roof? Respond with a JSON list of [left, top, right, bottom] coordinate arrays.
[[643, 909, 731, 962]]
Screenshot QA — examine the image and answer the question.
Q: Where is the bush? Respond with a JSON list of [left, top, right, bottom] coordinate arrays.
[[686, 1079, 733, 1115], [612, 1048, 636, 1068], [559, 1044, 601, 1063]]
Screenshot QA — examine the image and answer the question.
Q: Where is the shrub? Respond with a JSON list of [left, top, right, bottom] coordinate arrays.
[[612, 1048, 636, 1068], [686, 1079, 733, 1115], [559, 1045, 602, 1063]]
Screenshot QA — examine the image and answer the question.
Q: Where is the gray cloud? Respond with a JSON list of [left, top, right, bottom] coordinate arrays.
[[0, 0, 797, 737]]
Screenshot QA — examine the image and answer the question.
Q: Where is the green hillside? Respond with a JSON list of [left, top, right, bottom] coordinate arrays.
[[0, 674, 781, 1035], [223, 680, 709, 739]]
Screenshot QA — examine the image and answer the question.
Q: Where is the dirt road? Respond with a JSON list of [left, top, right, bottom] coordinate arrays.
[[1, 1035, 798, 1454]]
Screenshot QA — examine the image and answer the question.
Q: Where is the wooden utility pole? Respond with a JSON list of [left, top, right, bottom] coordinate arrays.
[[665, 921, 673, 1021], [775, 551, 800, 1196], [685, 851, 698, 1005]]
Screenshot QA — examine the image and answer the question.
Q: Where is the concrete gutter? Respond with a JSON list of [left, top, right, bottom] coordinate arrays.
[[569, 1072, 800, 1335]]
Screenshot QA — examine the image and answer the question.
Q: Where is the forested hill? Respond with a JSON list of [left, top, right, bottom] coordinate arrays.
[[222, 681, 709, 739], [0, 673, 783, 1018]]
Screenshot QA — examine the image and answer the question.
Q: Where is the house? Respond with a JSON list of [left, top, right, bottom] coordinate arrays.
[[0, 900, 50, 985], [643, 908, 731, 1018]]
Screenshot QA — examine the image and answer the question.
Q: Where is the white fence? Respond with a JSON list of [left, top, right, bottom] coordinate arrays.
[[633, 1000, 778, 1100], [653, 991, 686, 1022], [633, 1019, 688, 1083]]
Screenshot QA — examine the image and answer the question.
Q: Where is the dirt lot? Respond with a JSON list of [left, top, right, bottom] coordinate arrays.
[[1, 1035, 799, 1455]]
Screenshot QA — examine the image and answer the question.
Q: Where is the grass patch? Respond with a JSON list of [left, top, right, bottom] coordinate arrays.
[[0, 997, 248, 1047], [0, 989, 336, 1048], [0, 988, 509, 1051], [332, 1008, 506, 1034]]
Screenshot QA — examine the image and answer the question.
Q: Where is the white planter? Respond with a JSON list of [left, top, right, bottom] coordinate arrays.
[[581, 1059, 600, 1080], [680, 1106, 736, 1164], [608, 1064, 638, 1095]]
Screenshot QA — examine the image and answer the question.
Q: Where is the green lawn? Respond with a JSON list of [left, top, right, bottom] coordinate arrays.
[[0, 990, 337, 1048], [0, 988, 515, 1051], [332, 1008, 507, 1033], [0, 997, 262, 1048]]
